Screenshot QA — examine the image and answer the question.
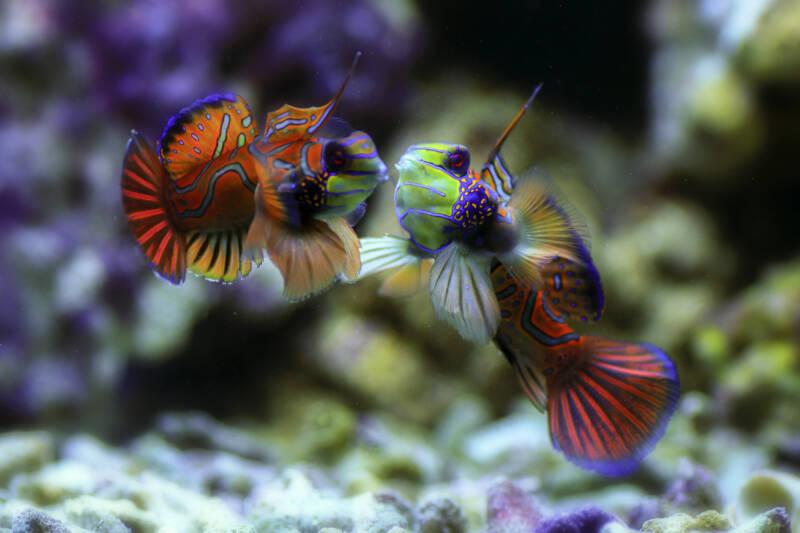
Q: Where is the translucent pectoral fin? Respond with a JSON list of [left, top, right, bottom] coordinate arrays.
[[358, 236, 416, 279], [248, 214, 352, 301], [326, 217, 361, 281], [499, 172, 593, 288], [379, 259, 433, 298], [429, 243, 500, 344]]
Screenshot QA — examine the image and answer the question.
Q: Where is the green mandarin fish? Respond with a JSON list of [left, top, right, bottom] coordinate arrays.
[[359, 87, 602, 343], [358, 89, 679, 476]]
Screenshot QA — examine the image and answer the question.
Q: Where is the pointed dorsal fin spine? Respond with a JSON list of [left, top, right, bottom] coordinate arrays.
[[484, 83, 543, 168], [308, 51, 361, 135]]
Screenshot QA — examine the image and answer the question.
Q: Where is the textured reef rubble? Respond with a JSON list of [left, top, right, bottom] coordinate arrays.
[[0, 401, 797, 533]]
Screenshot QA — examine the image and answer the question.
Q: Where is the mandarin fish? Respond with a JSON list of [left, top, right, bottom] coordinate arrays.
[[490, 259, 679, 476], [121, 52, 388, 299], [358, 86, 602, 343]]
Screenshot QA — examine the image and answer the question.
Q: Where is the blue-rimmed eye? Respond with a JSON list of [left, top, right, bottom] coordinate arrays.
[[448, 150, 469, 176], [325, 143, 346, 172]]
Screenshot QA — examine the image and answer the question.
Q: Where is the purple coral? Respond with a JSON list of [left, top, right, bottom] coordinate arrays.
[[533, 507, 618, 533]]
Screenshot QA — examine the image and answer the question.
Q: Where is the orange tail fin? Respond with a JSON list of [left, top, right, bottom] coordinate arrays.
[[547, 338, 679, 476], [121, 131, 186, 284]]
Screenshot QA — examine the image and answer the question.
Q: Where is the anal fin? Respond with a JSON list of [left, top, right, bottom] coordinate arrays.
[[185, 226, 259, 283], [496, 341, 547, 412]]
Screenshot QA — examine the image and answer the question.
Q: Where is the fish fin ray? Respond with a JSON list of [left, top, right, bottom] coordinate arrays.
[[497, 342, 547, 412], [326, 217, 361, 281], [429, 243, 500, 344], [121, 131, 186, 284], [246, 215, 350, 301], [185, 225, 255, 283], [547, 337, 679, 476], [379, 259, 433, 297], [358, 235, 417, 279], [499, 169, 594, 288]]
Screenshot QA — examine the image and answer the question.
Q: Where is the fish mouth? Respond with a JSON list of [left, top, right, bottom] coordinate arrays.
[[375, 160, 389, 183]]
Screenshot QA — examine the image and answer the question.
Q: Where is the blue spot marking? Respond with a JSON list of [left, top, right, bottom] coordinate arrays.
[[198, 124, 204, 131], [553, 274, 562, 291], [191, 133, 199, 141], [205, 113, 211, 119]]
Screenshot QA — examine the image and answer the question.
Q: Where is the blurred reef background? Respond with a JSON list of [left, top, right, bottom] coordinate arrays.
[[1, 0, 799, 531]]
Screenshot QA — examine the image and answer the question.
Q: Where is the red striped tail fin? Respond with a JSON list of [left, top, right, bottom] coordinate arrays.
[[546, 337, 679, 476], [121, 131, 187, 284]]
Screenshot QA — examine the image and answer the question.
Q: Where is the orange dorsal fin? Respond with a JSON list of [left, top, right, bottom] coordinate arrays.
[[262, 52, 360, 145], [158, 93, 259, 177]]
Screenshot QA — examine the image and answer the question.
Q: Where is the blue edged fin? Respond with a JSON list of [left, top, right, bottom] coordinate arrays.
[[547, 338, 680, 476], [158, 93, 258, 177], [541, 255, 604, 323], [498, 169, 593, 288], [121, 131, 187, 284]]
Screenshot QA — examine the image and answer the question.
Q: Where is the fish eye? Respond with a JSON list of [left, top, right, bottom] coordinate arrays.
[[324, 143, 346, 172], [447, 150, 469, 176]]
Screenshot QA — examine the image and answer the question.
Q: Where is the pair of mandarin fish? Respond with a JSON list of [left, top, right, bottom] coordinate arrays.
[[121, 54, 679, 477]]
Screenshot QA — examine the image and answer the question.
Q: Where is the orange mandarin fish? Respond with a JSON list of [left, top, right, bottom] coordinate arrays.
[[121, 53, 388, 299]]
